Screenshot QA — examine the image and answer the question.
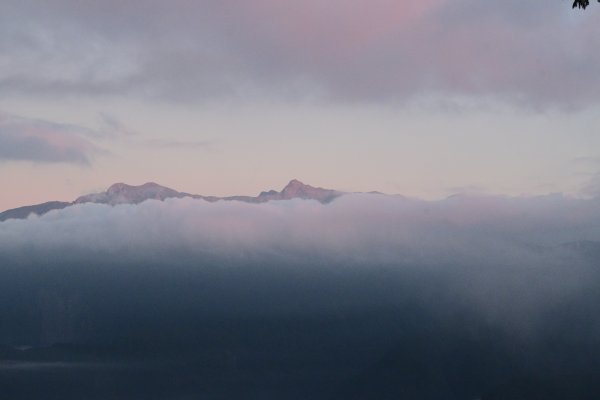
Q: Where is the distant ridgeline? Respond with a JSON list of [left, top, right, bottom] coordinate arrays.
[[0, 179, 343, 222]]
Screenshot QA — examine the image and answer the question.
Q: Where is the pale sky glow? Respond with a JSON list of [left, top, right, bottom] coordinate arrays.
[[1, 1, 600, 210]]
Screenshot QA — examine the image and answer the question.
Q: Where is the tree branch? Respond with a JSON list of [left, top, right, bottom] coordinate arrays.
[[572, 0, 599, 9]]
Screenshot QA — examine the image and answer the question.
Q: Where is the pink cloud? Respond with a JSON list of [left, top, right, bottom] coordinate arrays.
[[0, 112, 102, 165]]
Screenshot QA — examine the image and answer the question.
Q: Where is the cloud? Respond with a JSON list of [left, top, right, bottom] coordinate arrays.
[[93, 113, 212, 149], [1, 193, 600, 349], [1, 192, 599, 266], [0, 112, 103, 164], [581, 171, 600, 197], [97, 113, 138, 138], [2, 193, 600, 397], [571, 156, 600, 167], [139, 138, 213, 150], [0, 1, 599, 108]]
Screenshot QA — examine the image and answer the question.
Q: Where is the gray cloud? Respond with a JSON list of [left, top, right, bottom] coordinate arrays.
[[96, 113, 138, 138], [571, 156, 600, 168], [581, 171, 600, 197], [140, 138, 213, 150], [0, 112, 103, 164], [1, 1, 598, 108], [94, 113, 212, 149]]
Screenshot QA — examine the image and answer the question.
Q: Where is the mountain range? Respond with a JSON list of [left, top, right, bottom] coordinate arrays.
[[0, 180, 343, 222]]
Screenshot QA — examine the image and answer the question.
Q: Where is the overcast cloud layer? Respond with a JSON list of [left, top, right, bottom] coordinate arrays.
[[1, 0, 599, 107]]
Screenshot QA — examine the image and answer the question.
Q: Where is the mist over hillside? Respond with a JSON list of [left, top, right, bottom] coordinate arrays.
[[1, 193, 600, 398]]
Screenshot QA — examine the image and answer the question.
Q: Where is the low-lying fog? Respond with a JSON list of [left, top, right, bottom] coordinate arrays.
[[1, 193, 599, 399]]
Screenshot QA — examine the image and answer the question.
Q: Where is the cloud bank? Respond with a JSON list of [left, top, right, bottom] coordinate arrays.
[[1, 0, 599, 108], [1, 193, 599, 269], [0, 112, 102, 164], [2, 194, 600, 398]]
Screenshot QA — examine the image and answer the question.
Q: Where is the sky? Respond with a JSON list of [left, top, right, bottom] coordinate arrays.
[[1, 0, 600, 210]]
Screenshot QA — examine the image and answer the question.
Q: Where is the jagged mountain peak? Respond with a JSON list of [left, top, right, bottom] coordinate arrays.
[[106, 182, 130, 195], [285, 178, 305, 187], [281, 179, 312, 195], [76, 182, 183, 205], [0, 179, 347, 221], [107, 182, 168, 193], [276, 180, 339, 203]]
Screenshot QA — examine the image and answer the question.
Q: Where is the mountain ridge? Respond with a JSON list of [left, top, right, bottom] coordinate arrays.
[[0, 180, 344, 222]]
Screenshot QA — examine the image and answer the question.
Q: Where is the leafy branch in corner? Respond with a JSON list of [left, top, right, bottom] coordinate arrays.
[[572, 0, 599, 9]]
